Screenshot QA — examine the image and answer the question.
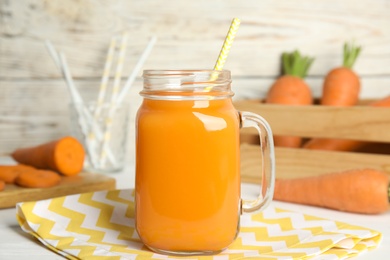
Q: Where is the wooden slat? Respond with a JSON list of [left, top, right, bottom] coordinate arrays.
[[234, 100, 390, 143], [240, 144, 390, 184]]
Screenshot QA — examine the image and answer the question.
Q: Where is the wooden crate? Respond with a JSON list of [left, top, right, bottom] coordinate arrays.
[[234, 100, 390, 184]]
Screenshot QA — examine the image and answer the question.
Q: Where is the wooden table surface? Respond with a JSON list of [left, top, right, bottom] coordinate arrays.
[[0, 156, 389, 260]]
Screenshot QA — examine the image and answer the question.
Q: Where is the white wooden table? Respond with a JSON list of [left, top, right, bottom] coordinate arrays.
[[0, 158, 388, 260]]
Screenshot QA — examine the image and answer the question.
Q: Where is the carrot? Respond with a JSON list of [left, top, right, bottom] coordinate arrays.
[[303, 95, 390, 151], [303, 43, 361, 151], [0, 180, 5, 191], [274, 168, 390, 214], [0, 164, 35, 184], [15, 169, 61, 188], [321, 42, 362, 106], [265, 50, 314, 148], [11, 136, 85, 176]]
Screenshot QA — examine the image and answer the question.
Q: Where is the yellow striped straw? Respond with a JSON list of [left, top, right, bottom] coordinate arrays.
[[110, 32, 129, 104], [95, 36, 117, 117], [100, 32, 129, 165], [89, 35, 119, 168], [214, 18, 241, 71], [209, 18, 241, 85]]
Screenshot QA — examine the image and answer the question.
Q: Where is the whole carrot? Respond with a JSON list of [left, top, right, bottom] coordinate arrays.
[[303, 95, 390, 151], [266, 50, 314, 148], [274, 168, 390, 214], [11, 136, 85, 176], [321, 42, 362, 106]]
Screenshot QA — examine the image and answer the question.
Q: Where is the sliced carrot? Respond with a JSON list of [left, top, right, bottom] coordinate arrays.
[[0, 164, 35, 184], [11, 136, 85, 176], [274, 168, 390, 214], [15, 169, 61, 188]]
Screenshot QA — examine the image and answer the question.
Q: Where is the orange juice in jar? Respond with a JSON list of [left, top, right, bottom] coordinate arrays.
[[135, 70, 275, 255]]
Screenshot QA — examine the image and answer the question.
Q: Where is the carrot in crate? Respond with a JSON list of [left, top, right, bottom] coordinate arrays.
[[321, 42, 362, 106], [274, 168, 389, 214], [303, 95, 390, 151], [11, 136, 85, 176], [265, 50, 314, 148]]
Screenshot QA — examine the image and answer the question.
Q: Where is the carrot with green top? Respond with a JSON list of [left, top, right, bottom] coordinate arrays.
[[266, 50, 314, 148], [321, 42, 362, 106]]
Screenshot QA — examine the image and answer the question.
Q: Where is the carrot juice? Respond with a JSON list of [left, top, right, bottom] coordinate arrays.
[[136, 97, 240, 253], [135, 70, 275, 255]]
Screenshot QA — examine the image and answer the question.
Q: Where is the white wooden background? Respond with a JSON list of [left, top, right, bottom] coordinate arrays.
[[0, 0, 389, 154]]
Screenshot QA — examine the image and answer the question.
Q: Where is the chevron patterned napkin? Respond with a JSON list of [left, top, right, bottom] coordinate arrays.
[[16, 189, 381, 260]]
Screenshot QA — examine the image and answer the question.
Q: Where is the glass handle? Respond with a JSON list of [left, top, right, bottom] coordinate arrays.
[[239, 111, 276, 213]]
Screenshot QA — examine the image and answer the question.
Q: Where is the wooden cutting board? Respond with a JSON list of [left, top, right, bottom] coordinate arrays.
[[0, 172, 116, 209]]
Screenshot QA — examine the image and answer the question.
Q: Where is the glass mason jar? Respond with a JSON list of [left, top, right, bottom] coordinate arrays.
[[135, 70, 275, 255]]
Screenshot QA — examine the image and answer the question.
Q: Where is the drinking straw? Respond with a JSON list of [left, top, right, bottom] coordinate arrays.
[[89, 35, 122, 168], [96, 32, 129, 168], [56, 52, 103, 139], [99, 36, 157, 166], [110, 32, 129, 104], [45, 41, 86, 108], [45, 40, 61, 68], [63, 52, 117, 167], [86, 37, 117, 168], [45, 41, 103, 136], [45, 40, 82, 104], [116, 36, 157, 105], [58, 53, 83, 103], [57, 52, 99, 168], [214, 18, 241, 71], [44, 40, 116, 167], [94, 36, 117, 118], [208, 18, 241, 84]]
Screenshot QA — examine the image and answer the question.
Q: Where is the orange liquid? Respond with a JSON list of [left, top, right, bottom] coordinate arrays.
[[135, 98, 241, 253]]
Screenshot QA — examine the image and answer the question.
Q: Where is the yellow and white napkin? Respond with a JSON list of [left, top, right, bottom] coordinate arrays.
[[16, 189, 381, 259]]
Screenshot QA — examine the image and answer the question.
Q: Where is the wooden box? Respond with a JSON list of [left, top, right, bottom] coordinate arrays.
[[234, 100, 390, 184]]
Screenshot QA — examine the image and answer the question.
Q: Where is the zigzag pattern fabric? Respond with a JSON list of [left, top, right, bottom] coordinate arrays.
[[16, 189, 381, 259]]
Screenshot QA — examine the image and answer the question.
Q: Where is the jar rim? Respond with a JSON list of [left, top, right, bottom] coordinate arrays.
[[143, 69, 231, 78], [141, 70, 233, 100]]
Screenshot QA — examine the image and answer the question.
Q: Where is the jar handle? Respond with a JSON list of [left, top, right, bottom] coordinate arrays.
[[239, 111, 276, 213]]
